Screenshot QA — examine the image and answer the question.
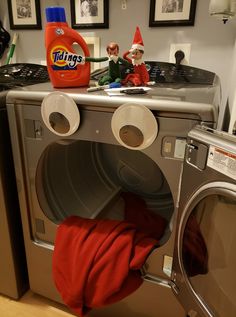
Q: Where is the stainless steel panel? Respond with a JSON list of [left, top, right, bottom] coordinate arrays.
[[173, 126, 236, 317]]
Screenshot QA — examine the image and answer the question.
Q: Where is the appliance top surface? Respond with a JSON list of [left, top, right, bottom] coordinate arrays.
[[6, 79, 221, 123], [190, 125, 236, 152]]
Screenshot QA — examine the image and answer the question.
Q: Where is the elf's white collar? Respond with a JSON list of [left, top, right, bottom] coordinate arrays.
[[109, 55, 119, 63], [132, 58, 143, 65]]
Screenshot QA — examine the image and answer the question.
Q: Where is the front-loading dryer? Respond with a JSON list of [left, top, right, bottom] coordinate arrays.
[[6, 78, 221, 316]]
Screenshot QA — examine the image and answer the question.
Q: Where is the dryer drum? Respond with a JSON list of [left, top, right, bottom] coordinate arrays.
[[35, 140, 174, 244]]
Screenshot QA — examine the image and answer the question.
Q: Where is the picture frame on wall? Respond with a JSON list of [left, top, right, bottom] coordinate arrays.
[[149, 0, 197, 27], [71, 0, 109, 29], [7, 0, 42, 30]]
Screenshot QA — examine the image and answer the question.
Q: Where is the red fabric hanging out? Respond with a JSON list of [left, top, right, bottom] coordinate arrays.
[[52, 216, 158, 316], [121, 192, 167, 240]]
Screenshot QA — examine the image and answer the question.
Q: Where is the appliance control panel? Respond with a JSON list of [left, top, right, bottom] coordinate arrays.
[[91, 61, 216, 86], [146, 61, 216, 85], [0, 63, 49, 90]]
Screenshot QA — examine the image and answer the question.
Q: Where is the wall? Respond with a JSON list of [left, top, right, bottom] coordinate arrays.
[[1, 0, 236, 128], [228, 39, 236, 133]]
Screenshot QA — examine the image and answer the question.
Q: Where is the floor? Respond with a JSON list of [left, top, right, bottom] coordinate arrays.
[[0, 291, 75, 317]]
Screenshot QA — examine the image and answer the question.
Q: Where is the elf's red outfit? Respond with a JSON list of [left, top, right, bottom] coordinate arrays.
[[123, 52, 149, 86], [122, 27, 149, 86]]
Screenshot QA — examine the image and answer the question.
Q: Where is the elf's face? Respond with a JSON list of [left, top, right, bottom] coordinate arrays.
[[108, 46, 119, 56], [131, 49, 143, 60]]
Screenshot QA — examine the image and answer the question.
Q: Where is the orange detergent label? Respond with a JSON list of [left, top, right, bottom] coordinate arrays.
[[50, 45, 85, 70]]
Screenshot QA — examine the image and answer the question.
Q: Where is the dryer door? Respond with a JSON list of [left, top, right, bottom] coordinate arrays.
[[172, 126, 236, 317]]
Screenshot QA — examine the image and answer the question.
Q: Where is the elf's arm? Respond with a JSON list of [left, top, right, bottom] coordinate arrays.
[[122, 51, 132, 64], [85, 56, 109, 62]]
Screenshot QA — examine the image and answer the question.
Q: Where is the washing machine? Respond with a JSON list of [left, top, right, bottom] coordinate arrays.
[[172, 126, 236, 317], [6, 65, 234, 317]]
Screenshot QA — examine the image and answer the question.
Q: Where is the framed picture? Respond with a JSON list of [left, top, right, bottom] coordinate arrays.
[[7, 0, 42, 29], [71, 0, 109, 29], [149, 0, 197, 27], [83, 36, 101, 71]]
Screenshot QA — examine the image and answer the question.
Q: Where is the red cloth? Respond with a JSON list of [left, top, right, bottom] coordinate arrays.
[[52, 216, 157, 316], [122, 192, 167, 241]]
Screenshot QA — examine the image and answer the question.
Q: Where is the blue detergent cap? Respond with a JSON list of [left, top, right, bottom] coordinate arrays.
[[46, 7, 66, 23]]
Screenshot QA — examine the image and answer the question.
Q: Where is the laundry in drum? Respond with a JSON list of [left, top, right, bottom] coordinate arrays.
[[52, 192, 168, 316], [182, 214, 208, 277]]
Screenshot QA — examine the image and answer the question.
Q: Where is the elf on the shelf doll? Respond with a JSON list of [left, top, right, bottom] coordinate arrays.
[[122, 27, 150, 86], [98, 42, 130, 86]]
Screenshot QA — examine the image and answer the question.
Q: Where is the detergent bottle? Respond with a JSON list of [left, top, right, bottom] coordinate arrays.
[[45, 7, 90, 88]]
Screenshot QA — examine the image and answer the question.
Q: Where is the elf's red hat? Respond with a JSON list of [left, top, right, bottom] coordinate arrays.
[[131, 27, 144, 51]]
